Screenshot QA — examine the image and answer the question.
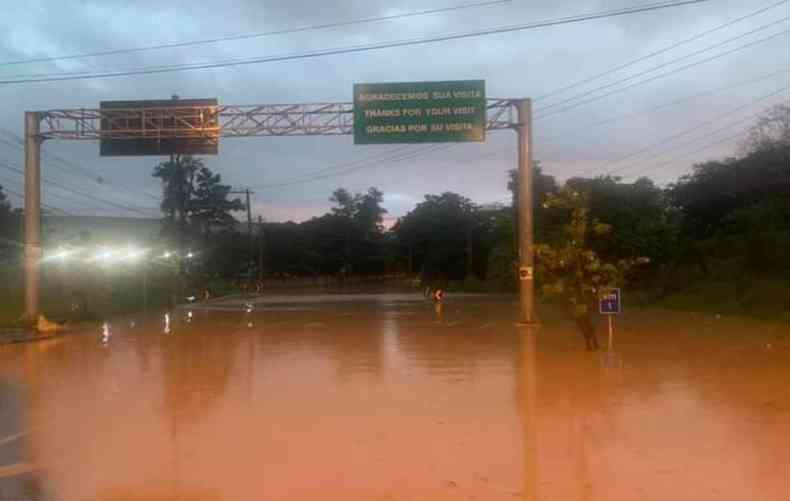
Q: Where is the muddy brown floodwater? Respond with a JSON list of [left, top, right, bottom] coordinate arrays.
[[0, 293, 788, 500]]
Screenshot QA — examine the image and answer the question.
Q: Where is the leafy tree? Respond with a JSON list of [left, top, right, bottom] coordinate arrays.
[[565, 176, 678, 264], [489, 163, 562, 290], [747, 103, 790, 152], [191, 166, 244, 237], [327, 187, 388, 275], [723, 197, 790, 276], [153, 154, 200, 233], [508, 162, 561, 242], [152, 155, 242, 243], [329, 188, 357, 219], [669, 150, 790, 240], [485, 208, 518, 290], [535, 186, 647, 350], [394, 192, 480, 284], [0, 186, 21, 259], [355, 187, 387, 237]]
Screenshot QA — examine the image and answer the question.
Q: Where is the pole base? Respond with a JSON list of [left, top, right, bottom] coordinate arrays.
[[16, 314, 37, 328]]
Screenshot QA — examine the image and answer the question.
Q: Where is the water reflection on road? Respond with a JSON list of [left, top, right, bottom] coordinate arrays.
[[0, 294, 788, 500]]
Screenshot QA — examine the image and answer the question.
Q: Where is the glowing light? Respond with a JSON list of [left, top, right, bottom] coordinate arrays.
[[50, 247, 70, 260], [162, 251, 172, 259], [123, 247, 148, 260], [186, 251, 194, 259], [244, 302, 253, 313], [101, 322, 111, 345], [46, 244, 155, 264], [164, 313, 171, 334], [94, 247, 114, 261], [187, 310, 193, 323]]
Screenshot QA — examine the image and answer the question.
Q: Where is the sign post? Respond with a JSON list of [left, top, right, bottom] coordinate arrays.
[[599, 288, 622, 351], [23, 112, 42, 322], [516, 99, 535, 324]]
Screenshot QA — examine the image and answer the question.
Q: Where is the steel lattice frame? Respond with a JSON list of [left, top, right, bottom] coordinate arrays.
[[37, 99, 518, 140]]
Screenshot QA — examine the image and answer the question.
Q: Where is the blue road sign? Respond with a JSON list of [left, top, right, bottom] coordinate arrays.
[[599, 288, 622, 315]]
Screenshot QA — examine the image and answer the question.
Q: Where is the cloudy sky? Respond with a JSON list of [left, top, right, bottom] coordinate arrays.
[[0, 0, 788, 223]]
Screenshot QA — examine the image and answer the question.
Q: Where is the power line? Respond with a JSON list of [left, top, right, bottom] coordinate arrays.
[[624, 128, 751, 181], [8, 173, 125, 213], [603, 112, 762, 179], [257, 6, 787, 189], [0, 3, 725, 196], [267, 65, 790, 189], [0, 0, 720, 201], [0, 176, 71, 215], [252, 144, 451, 189], [534, 0, 790, 103], [574, 79, 790, 178], [0, 133, 100, 183], [0, 0, 512, 68], [539, 65, 790, 149], [0, 0, 709, 85], [0, 128, 161, 201], [414, 6, 790, 178], [255, 144, 421, 183], [0, 160, 156, 216], [535, 27, 790, 121], [608, 111, 767, 176], [535, 14, 790, 114], [447, 67, 790, 166]]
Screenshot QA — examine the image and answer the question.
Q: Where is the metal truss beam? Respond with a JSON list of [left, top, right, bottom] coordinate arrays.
[[37, 99, 518, 140]]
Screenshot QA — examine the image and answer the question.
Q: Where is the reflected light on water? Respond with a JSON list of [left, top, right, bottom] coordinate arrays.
[[101, 322, 111, 346]]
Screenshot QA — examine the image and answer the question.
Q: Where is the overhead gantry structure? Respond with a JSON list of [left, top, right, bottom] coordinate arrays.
[[23, 98, 534, 322]]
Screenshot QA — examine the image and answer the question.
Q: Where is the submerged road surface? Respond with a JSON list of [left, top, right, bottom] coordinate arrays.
[[0, 293, 788, 500]]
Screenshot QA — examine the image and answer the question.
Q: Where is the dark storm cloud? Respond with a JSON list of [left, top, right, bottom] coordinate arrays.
[[1, 0, 787, 220]]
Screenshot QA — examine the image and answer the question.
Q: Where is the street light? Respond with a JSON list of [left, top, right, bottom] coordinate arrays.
[[123, 247, 147, 261], [94, 247, 114, 262], [46, 246, 73, 261]]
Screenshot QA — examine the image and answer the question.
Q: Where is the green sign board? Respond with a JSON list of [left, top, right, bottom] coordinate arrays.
[[353, 80, 486, 144]]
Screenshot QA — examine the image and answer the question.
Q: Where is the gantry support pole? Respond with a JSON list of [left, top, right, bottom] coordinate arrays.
[[24, 112, 42, 322], [516, 99, 536, 324]]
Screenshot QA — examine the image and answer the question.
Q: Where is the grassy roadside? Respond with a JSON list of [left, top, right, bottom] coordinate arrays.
[[655, 278, 790, 322], [446, 275, 790, 322]]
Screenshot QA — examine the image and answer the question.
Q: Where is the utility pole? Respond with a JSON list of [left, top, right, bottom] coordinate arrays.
[[465, 220, 473, 280], [246, 189, 253, 243], [516, 99, 536, 324], [230, 188, 255, 268], [23, 112, 42, 321], [169, 95, 188, 303], [257, 215, 264, 282], [142, 265, 148, 314]]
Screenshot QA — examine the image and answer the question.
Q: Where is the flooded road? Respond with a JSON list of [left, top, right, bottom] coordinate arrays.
[[1, 293, 788, 500]]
